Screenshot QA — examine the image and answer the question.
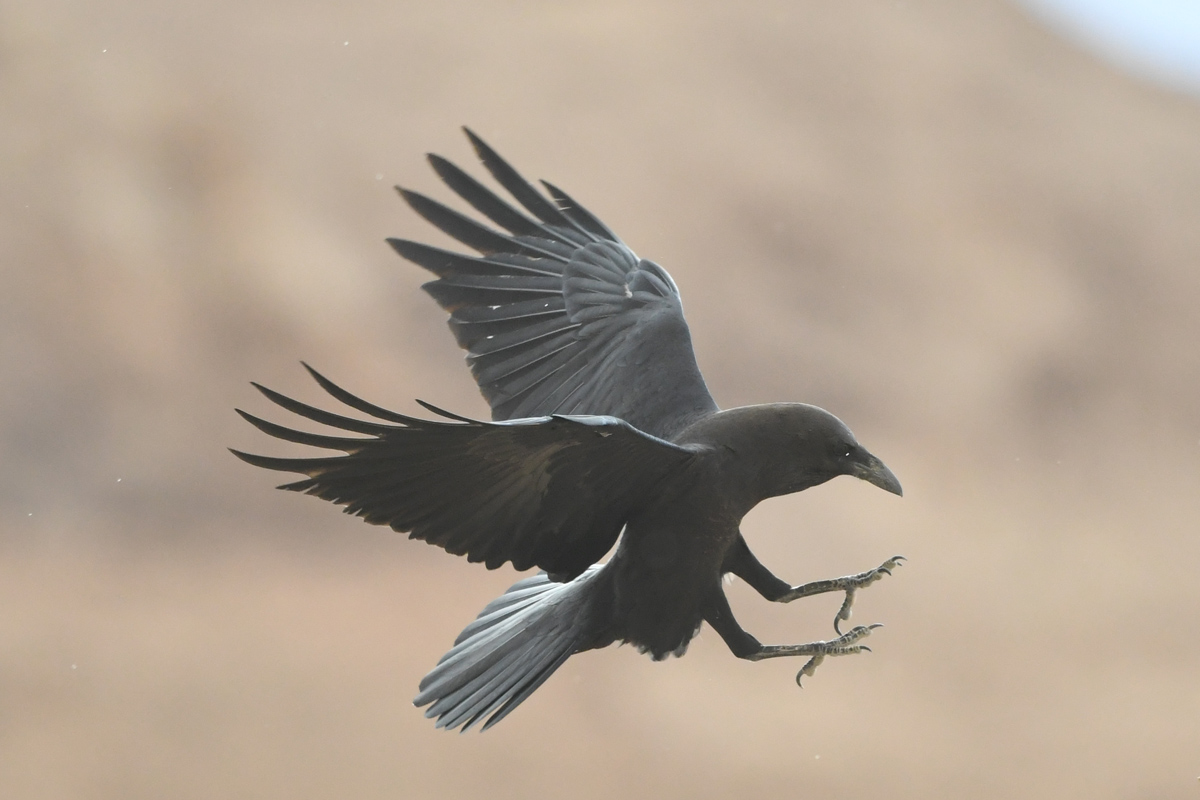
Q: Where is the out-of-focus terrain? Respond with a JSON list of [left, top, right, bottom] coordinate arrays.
[[3, 1, 1199, 798]]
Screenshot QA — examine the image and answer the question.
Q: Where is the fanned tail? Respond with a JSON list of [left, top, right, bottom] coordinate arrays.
[[415, 566, 606, 731]]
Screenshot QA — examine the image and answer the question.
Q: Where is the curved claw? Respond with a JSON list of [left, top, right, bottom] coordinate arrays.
[[873, 557, 905, 578], [795, 655, 824, 688], [834, 590, 856, 635], [839, 623, 880, 642]]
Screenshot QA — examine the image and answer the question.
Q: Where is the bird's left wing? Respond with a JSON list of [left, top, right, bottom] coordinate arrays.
[[232, 365, 700, 580], [390, 128, 719, 440]]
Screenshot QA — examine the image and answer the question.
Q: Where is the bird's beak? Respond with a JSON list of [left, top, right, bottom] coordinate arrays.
[[851, 451, 903, 497]]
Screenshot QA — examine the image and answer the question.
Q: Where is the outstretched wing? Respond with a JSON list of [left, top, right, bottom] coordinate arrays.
[[231, 365, 700, 580], [389, 128, 719, 440]]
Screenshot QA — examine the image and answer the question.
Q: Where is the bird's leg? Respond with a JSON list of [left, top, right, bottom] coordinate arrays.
[[749, 625, 881, 686], [724, 535, 903, 634], [778, 556, 905, 634], [703, 589, 882, 686]]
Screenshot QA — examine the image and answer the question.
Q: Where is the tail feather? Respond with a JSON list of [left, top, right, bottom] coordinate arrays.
[[415, 566, 604, 731]]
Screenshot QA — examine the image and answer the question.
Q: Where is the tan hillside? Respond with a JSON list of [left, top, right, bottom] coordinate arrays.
[[3, 1, 1198, 797]]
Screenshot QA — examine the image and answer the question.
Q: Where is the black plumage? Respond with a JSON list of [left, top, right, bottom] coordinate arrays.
[[234, 129, 903, 731]]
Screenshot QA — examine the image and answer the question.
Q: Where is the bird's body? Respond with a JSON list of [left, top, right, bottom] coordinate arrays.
[[602, 404, 854, 658], [235, 130, 903, 731], [596, 447, 736, 660]]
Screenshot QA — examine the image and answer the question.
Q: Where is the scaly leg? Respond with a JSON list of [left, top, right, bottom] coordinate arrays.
[[703, 588, 883, 686], [747, 624, 882, 686], [779, 556, 905, 634], [724, 535, 904, 635]]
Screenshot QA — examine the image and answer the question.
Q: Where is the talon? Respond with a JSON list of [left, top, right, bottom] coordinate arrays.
[[795, 655, 824, 687], [834, 623, 880, 647], [834, 589, 856, 635]]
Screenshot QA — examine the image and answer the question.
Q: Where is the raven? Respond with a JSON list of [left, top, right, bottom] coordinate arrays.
[[233, 129, 903, 732]]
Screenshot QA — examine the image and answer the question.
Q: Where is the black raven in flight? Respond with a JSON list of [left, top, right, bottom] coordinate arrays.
[[233, 129, 903, 731]]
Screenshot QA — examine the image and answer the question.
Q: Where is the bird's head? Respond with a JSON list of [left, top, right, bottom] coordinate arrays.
[[775, 404, 902, 498], [697, 403, 902, 501], [794, 404, 901, 497]]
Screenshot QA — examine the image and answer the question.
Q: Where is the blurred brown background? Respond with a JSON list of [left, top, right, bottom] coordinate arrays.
[[3, 0, 1199, 797]]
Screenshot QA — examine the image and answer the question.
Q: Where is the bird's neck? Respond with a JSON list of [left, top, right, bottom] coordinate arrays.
[[673, 405, 820, 513]]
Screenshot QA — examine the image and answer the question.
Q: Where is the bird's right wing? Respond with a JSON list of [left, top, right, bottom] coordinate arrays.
[[231, 365, 701, 580], [389, 128, 719, 440]]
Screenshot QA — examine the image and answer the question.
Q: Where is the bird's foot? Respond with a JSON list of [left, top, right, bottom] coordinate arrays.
[[780, 555, 905, 634], [794, 624, 882, 687], [746, 624, 882, 686]]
